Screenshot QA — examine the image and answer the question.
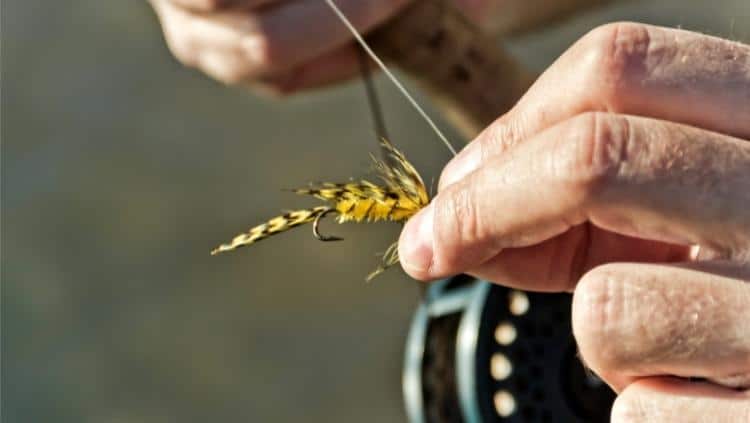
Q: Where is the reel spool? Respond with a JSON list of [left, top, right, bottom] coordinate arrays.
[[403, 275, 616, 422]]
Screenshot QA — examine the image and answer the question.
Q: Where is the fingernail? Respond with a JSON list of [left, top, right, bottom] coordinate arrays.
[[399, 204, 435, 275], [439, 145, 481, 190]]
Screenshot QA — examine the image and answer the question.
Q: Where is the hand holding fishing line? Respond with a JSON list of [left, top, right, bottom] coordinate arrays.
[[149, 0, 590, 95], [399, 22, 750, 418], [151, 1, 750, 419], [151, 0, 487, 93]]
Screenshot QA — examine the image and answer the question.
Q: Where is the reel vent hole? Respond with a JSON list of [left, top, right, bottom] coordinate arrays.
[[490, 353, 513, 381], [509, 290, 529, 316], [493, 390, 516, 417], [494, 321, 517, 346]]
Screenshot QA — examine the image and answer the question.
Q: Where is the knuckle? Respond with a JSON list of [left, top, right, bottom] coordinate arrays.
[[552, 112, 632, 199], [240, 33, 283, 74], [572, 265, 624, 372], [578, 22, 661, 109], [483, 118, 524, 158]]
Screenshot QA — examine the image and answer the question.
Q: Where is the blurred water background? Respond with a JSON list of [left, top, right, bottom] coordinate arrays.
[[3, 0, 749, 421]]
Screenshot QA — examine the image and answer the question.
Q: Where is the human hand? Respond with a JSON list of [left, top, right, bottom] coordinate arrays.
[[398, 22, 750, 420], [149, 0, 610, 95], [150, 0, 419, 93]]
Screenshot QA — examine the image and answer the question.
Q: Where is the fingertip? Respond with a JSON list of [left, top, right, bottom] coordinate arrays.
[[399, 205, 435, 280]]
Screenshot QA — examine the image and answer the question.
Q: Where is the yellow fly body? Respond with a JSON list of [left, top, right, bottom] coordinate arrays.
[[211, 138, 429, 280]]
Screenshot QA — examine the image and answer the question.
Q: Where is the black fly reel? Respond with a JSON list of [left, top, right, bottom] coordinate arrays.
[[403, 275, 616, 422]]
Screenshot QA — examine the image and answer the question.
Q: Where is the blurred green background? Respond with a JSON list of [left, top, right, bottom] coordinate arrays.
[[3, 1, 748, 422]]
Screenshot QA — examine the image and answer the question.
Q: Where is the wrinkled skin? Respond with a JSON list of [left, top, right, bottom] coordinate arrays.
[[151, 2, 750, 420], [398, 22, 750, 422]]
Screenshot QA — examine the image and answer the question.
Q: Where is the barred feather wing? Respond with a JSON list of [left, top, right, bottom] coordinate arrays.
[[211, 206, 331, 255], [293, 182, 387, 203]]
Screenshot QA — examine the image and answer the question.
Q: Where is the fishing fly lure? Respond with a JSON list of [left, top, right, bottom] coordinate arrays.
[[212, 1, 460, 280], [211, 138, 429, 281]]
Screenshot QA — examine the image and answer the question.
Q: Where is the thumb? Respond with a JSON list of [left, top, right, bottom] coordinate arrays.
[[397, 113, 602, 281], [397, 156, 541, 281]]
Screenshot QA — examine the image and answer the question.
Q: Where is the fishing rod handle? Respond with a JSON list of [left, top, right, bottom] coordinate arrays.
[[368, 0, 536, 137]]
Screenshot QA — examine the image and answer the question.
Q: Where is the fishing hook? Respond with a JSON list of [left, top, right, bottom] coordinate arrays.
[[312, 208, 343, 242]]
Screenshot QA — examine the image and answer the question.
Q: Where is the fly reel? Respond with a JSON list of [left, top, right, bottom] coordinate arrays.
[[403, 275, 617, 422]]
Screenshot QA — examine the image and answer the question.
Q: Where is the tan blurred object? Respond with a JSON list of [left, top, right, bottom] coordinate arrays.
[[369, 0, 617, 136]]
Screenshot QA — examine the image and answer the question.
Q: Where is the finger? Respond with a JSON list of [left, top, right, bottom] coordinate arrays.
[[611, 377, 750, 422], [249, 44, 361, 95], [465, 226, 690, 292], [439, 22, 750, 190], [168, 0, 274, 12], [152, 0, 201, 67], [572, 261, 750, 392], [154, 0, 409, 83], [398, 112, 750, 281], [153, 0, 282, 81], [234, 0, 409, 73]]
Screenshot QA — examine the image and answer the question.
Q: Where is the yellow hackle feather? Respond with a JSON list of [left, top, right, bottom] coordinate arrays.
[[211, 138, 429, 281]]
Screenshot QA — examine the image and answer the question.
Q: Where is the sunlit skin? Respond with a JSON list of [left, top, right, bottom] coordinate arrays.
[[149, 0, 413, 92], [152, 1, 750, 420], [147, 0, 538, 93], [398, 22, 750, 420]]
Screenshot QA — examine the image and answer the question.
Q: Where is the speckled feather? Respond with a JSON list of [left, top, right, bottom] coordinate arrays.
[[210, 206, 331, 256], [211, 138, 429, 280]]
